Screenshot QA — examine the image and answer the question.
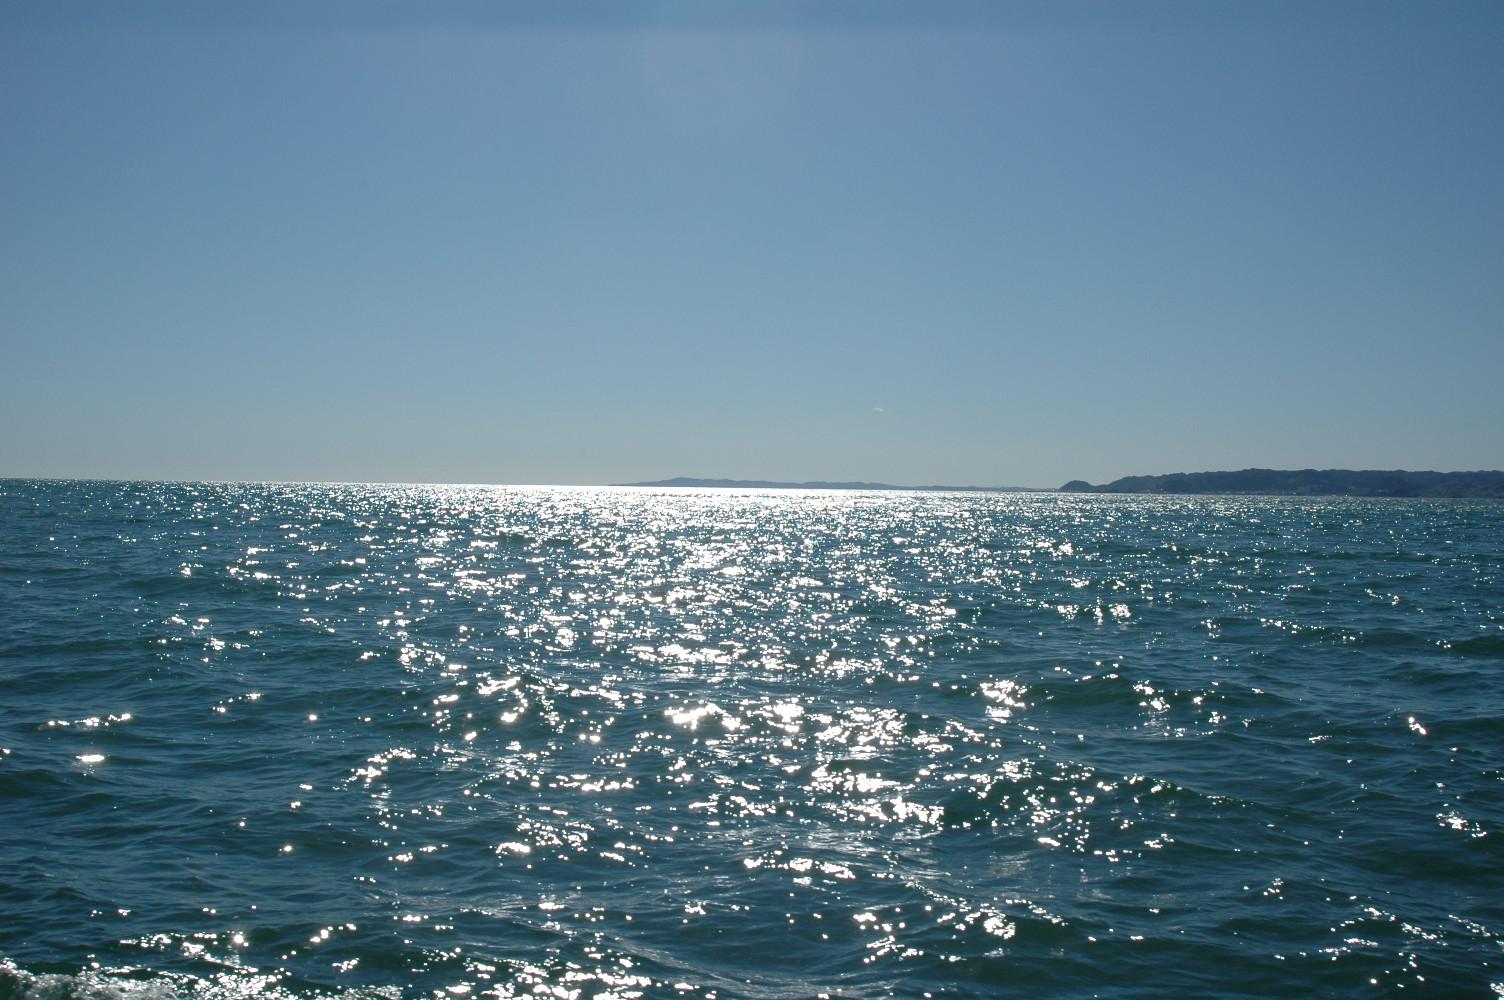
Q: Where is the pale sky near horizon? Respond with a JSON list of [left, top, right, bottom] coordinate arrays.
[[3, 1, 1501, 487]]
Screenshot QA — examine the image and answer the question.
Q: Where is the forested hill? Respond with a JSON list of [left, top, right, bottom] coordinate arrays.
[[1059, 469, 1504, 498]]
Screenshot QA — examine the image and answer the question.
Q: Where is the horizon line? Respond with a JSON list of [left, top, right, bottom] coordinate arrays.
[[0, 474, 1053, 492]]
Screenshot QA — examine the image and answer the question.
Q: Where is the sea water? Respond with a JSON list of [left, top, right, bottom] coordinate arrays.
[[1, 481, 1501, 998]]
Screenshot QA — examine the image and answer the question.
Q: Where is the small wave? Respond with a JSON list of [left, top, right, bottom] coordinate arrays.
[[0, 958, 370, 1000], [1448, 633, 1504, 656]]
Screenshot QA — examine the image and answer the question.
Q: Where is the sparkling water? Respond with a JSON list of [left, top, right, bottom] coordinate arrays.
[[2, 481, 1501, 997]]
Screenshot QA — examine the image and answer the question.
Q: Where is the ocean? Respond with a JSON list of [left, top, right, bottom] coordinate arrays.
[[2, 480, 1501, 998]]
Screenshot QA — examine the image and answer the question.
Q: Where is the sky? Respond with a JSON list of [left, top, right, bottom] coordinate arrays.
[[2, 1, 1502, 487]]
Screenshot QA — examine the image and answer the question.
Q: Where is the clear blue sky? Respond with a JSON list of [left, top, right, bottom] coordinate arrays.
[[3, 1, 1501, 486]]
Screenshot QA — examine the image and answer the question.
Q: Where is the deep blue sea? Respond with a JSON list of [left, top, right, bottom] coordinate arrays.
[[3, 481, 1502, 998]]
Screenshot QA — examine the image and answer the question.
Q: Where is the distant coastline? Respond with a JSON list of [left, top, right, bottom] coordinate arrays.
[[1059, 468, 1504, 499], [615, 477, 1041, 493], [618, 470, 1504, 499]]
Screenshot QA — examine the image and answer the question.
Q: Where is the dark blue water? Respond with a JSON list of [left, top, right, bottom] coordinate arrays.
[[2, 481, 1502, 998]]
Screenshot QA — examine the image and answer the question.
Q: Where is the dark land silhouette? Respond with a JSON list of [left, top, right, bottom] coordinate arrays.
[[1060, 468, 1504, 498]]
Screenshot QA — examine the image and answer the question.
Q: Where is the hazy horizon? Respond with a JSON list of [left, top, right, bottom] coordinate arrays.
[[7, 465, 1504, 494], [4, 1, 1502, 486]]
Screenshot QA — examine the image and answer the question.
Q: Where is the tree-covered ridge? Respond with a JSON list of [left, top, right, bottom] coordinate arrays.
[[1060, 469, 1504, 498]]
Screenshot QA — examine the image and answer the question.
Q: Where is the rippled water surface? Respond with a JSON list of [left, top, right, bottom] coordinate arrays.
[[2, 481, 1503, 998]]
